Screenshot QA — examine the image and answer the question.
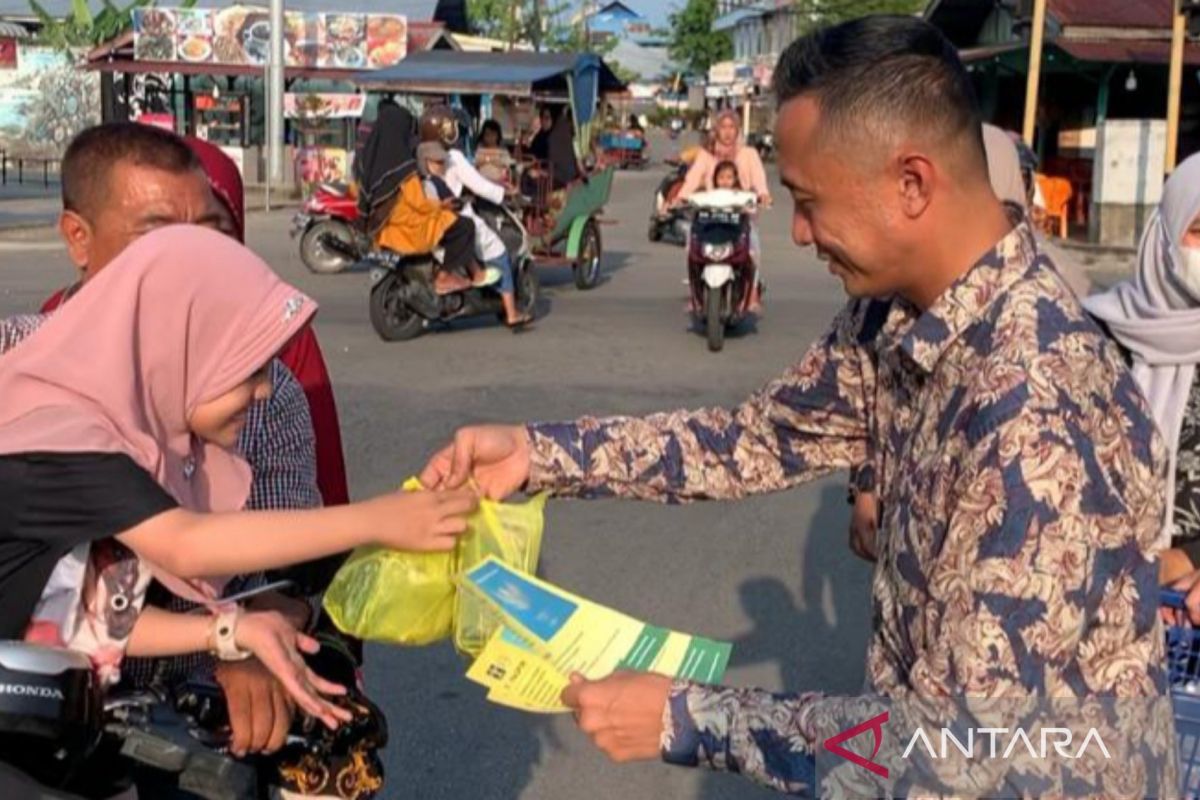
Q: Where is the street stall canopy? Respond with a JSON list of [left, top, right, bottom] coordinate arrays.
[[353, 50, 626, 125]]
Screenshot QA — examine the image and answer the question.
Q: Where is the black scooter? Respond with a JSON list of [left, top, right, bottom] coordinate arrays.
[[367, 199, 538, 342]]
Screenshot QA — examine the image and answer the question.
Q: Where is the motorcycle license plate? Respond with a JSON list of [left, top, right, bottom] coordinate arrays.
[[288, 213, 311, 238]]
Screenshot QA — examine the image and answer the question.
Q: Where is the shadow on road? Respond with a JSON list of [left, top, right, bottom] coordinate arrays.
[[694, 482, 872, 799], [535, 248, 634, 291]]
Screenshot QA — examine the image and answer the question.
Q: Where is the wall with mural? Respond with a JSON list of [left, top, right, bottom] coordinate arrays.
[[0, 44, 100, 159]]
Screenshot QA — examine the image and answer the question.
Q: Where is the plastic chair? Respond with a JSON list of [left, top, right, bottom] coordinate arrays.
[[1036, 174, 1073, 238]]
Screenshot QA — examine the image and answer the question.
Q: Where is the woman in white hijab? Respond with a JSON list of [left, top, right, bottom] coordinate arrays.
[[1085, 153, 1200, 619]]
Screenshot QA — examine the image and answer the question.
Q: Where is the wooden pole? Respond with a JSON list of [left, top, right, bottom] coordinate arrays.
[[1167, 0, 1187, 173], [1022, 0, 1048, 146]]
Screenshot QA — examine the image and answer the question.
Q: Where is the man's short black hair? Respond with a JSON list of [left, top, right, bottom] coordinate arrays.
[[61, 122, 201, 217], [772, 15, 984, 166]]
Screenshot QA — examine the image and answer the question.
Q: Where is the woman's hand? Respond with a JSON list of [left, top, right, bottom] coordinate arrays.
[[234, 610, 352, 730], [368, 487, 479, 551]]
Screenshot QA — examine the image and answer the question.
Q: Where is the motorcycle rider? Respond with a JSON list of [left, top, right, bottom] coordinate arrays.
[[417, 141, 532, 329], [418, 106, 532, 327], [676, 109, 772, 312]]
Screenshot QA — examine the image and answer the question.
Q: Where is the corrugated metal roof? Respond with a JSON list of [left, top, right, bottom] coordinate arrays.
[[0, 19, 28, 36], [0, 0, 437, 19], [1058, 38, 1200, 66], [1049, 0, 1174, 30]]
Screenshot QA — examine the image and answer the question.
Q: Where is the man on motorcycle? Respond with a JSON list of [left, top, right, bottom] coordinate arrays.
[[419, 106, 532, 327]]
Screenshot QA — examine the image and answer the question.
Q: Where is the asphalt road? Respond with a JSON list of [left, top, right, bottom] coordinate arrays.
[[0, 146, 874, 799]]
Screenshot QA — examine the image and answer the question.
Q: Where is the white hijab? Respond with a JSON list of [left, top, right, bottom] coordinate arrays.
[[1085, 153, 1200, 540]]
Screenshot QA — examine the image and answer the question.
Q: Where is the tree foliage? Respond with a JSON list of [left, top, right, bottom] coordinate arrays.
[[29, 0, 196, 52], [791, 0, 926, 27], [465, 0, 575, 51], [668, 0, 732, 78]]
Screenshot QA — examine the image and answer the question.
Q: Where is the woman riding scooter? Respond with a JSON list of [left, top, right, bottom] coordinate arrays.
[[675, 109, 771, 311]]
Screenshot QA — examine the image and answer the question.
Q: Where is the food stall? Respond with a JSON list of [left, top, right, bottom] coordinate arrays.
[[86, 5, 429, 186]]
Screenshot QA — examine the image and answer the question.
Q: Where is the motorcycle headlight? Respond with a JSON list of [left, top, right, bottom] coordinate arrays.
[[702, 242, 734, 262]]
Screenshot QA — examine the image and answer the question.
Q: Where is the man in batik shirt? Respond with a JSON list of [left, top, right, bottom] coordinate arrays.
[[421, 16, 1175, 797]]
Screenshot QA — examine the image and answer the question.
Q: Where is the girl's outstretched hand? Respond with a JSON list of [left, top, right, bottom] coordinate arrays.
[[235, 610, 352, 729], [369, 486, 480, 551]]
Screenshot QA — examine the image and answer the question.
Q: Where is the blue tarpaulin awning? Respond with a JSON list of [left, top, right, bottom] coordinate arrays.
[[354, 50, 624, 98], [353, 50, 626, 127]]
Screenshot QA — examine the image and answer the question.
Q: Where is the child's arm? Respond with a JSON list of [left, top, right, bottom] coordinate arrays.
[[117, 488, 477, 581], [126, 605, 351, 728]]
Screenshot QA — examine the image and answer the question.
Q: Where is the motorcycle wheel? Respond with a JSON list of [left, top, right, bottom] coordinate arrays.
[[369, 274, 425, 341], [705, 285, 725, 353], [517, 259, 539, 318], [648, 218, 662, 243], [300, 219, 357, 275], [574, 219, 603, 290]]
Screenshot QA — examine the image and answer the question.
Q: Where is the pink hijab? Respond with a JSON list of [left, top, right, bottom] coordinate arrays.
[[0, 225, 317, 599]]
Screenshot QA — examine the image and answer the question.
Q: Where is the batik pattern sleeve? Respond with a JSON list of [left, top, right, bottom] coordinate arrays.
[[525, 303, 873, 503], [660, 394, 1170, 796]]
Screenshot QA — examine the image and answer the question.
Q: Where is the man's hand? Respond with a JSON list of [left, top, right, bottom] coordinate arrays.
[[849, 491, 879, 563], [248, 591, 311, 632], [561, 672, 672, 763], [214, 658, 294, 758], [419, 424, 531, 500]]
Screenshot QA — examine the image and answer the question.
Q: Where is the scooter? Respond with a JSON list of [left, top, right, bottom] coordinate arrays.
[[0, 635, 383, 800], [668, 117, 684, 140], [648, 157, 691, 246], [686, 190, 758, 352], [290, 183, 370, 275], [747, 131, 775, 162], [366, 198, 538, 342]]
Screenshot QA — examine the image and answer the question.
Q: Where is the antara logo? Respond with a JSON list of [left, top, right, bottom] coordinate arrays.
[[823, 711, 890, 778], [902, 726, 1112, 761]]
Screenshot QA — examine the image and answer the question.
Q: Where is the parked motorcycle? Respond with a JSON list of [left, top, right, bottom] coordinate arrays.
[[367, 198, 537, 341], [0, 641, 258, 799], [686, 190, 758, 352], [0, 630, 380, 800], [290, 182, 370, 275], [747, 131, 775, 162], [648, 157, 691, 246]]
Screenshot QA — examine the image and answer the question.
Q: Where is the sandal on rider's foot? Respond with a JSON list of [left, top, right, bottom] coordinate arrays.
[[505, 313, 535, 331]]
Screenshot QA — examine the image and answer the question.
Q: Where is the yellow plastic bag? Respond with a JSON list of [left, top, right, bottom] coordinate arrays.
[[322, 479, 546, 650]]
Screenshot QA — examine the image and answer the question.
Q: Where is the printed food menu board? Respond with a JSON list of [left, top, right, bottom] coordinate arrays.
[[133, 7, 406, 69]]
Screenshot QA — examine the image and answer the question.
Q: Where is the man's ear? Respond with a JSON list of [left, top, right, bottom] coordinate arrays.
[[58, 210, 92, 275], [896, 152, 936, 220]]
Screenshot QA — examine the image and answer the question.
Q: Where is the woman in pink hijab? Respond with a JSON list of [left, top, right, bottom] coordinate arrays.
[[676, 108, 772, 311], [0, 227, 476, 740]]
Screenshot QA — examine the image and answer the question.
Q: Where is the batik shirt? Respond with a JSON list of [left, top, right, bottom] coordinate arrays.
[[0, 314, 322, 687], [525, 222, 1173, 795]]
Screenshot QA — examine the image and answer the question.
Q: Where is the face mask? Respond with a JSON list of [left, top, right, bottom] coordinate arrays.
[[1176, 246, 1200, 303]]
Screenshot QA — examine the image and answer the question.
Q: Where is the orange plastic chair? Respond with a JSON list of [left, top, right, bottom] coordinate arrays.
[[1036, 174, 1073, 238]]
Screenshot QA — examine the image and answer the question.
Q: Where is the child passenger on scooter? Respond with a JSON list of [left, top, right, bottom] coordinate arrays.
[[713, 160, 742, 190], [0, 226, 478, 733], [418, 141, 533, 329]]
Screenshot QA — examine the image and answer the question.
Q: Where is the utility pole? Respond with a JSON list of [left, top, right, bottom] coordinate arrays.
[[265, 0, 284, 210], [1167, 0, 1189, 173], [1021, 0, 1047, 146], [532, 0, 543, 52]]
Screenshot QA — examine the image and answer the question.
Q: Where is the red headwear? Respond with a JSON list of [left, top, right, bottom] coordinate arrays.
[[184, 136, 246, 242]]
